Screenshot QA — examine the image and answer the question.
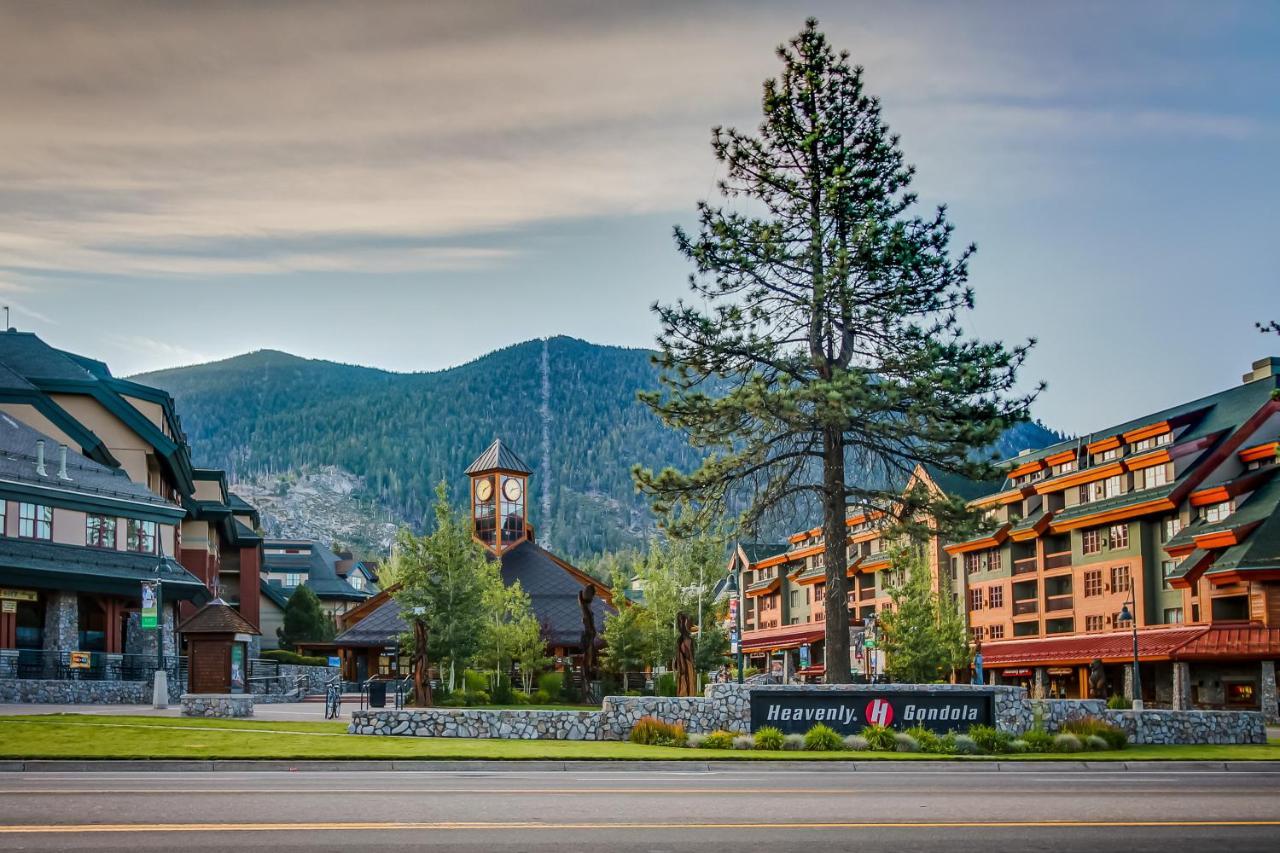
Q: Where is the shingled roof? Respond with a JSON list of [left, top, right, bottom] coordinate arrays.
[[465, 439, 533, 475], [179, 598, 261, 635]]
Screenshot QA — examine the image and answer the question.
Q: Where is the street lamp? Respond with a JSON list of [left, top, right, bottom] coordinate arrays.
[[726, 571, 743, 684], [1117, 592, 1143, 711]]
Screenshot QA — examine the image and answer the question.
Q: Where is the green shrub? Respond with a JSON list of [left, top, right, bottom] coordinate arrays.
[[1023, 729, 1054, 753], [538, 672, 564, 697], [843, 734, 870, 751], [655, 672, 677, 697], [489, 674, 513, 705], [1107, 694, 1132, 710], [782, 733, 806, 751], [1062, 716, 1128, 750], [968, 724, 1013, 755], [952, 734, 980, 755], [687, 733, 706, 748], [629, 716, 688, 747], [700, 730, 737, 749], [1053, 733, 1084, 753], [861, 724, 897, 752], [1008, 739, 1030, 754], [531, 689, 551, 705], [904, 726, 940, 754], [438, 693, 467, 707], [804, 724, 845, 752], [509, 690, 530, 705], [258, 649, 329, 667], [1084, 735, 1109, 752], [463, 690, 490, 706], [934, 732, 958, 755], [463, 670, 488, 695], [893, 733, 920, 753], [753, 726, 785, 751], [732, 735, 754, 750]]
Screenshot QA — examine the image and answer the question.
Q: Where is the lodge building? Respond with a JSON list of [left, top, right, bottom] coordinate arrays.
[[731, 357, 1280, 721]]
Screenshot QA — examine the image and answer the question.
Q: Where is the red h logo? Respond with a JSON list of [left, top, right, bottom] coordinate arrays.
[[865, 698, 894, 727]]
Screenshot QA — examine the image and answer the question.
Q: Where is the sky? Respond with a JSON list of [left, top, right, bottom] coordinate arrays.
[[1, 0, 1277, 435]]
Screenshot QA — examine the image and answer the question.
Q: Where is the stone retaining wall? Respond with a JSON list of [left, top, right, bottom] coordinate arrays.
[[350, 682, 1265, 746], [180, 693, 254, 718], [0, 678, 151, 704]]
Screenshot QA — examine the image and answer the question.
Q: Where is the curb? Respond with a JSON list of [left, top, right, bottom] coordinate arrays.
[[4, 759, 1279, 772]]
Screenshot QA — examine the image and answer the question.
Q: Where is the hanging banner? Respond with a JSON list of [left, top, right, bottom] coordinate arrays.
[[799, 643, 811, 669], [140, 581, 160, 630], [728, 596, 740, 654]]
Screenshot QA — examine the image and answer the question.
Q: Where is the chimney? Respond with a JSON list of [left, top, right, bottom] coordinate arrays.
[[58, 444, 71, 481], [1242, 356, 1280, 384], [35, 439, 47, 477]]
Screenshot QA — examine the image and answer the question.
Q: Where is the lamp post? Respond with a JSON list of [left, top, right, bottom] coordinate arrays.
[[1118, 592, 1143, 711], [726, 571, 743, 684]]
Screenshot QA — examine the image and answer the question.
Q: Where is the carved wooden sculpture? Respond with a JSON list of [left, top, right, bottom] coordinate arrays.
[[675, 611, 697, 697]]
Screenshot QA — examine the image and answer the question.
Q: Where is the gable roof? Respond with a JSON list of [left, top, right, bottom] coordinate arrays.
[[0, 539, 208, 601], [178, 599, 261, 635], [465, 439, 533, 475], [262, 540, 369, 601]]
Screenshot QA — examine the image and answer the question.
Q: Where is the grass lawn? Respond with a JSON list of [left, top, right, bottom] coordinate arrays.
[[1, 715, 1278, 762]]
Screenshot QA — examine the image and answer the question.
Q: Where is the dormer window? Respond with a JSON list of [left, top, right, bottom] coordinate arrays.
[[19, 503, 52, 540], [1202, 501, 1233, 524]]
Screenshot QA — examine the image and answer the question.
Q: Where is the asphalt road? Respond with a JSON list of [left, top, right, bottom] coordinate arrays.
[[1, 767, 1278, 852]]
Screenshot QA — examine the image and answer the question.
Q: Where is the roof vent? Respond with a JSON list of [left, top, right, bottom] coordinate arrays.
[[35, 439, 47, 477], [1242, 356, 1279, 384], [1017, 448, 1033, 457], [57, 444, 72, 481]]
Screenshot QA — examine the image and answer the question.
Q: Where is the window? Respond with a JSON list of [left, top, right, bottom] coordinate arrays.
[[1132, 437, 1154, 453], [988, 585, 1004, 609], [1101, 447, 1121, 462], [1109, 523, 1129, 550], [969, 588, 984, 611], [1083, 570, 1103, 597], [1082, 529, 1102, 555], [18, 503, 52, 540], [1142, 464, 1168, 489], [1104, 475, 1123, 498], [1163, 516, 1183, 541], [988, 624, 1005, 639], [964, 552, 982, 575], [970, 626, 985, 641], [1164, 607, 1184, 624], [1161, 560, 1177, 590], [349, 575, 364, 591], [1202, 501, 1232, 524], [125, 519, 157, 554], [989, 549, 1002, 572], [86, 514, 116, 549], [1056, 459, 1077, 475], [790, 589, 800, 608], [1086, 615, 1104, 632], [1110, 565, 1131, 593], [1156, 431, 1172, 446], [0, 501, 6, 537]]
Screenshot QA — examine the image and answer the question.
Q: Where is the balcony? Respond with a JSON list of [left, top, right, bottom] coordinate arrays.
[[1012, 557, 1038, 576], [1044, 551, 1072, 570], [1045, 594, 1074, 613], [1013, 599, 1038, 616]]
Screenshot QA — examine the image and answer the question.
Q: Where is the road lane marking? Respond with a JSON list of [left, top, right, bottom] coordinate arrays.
[[2, 820, 1279, 834]]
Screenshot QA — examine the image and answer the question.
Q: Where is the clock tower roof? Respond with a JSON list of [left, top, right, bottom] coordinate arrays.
[[465, 438, 533, 476]]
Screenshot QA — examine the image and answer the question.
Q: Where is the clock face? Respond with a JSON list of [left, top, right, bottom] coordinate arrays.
[[503, 477, 523, 502], [475, 479, 493, 501]]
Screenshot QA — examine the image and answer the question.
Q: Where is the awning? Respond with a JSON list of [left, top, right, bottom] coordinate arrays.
[[741, 624, 825, 653], [982, 623, 1280, 666], [796, 665, 826, 676]]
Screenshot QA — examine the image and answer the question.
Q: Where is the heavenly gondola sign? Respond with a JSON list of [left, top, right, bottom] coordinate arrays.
[[750, 688, 995, 735]]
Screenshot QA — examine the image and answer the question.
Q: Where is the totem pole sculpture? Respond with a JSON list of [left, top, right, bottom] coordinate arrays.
[[674, 611, 697, 697]]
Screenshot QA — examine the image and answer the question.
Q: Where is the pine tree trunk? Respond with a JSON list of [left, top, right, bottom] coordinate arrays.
[[821, 426, 852, 682], [413, 619, 432, 707]]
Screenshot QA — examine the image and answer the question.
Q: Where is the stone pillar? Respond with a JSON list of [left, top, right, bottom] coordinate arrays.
[[1033, 667, 1047, 700], [124, 613, 144, 657], [1261, 660, 1278, 726], [1123, 663, 1135, 701], [42, 591, 78, 653], [1171, 661, 1191, 710]]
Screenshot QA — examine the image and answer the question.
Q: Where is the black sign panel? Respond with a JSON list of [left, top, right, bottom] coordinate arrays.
[[749, 689, 994, 735]]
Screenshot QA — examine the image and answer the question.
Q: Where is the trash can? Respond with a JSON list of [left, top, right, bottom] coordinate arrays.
[[368, 680, 387, 708]]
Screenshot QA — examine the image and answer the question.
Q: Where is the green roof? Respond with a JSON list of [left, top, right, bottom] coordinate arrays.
[[1050, 482, 1178, 527], [738, 542, 789, 564], [1210, 510, 1280, 576], [0, 540, 208, 601], [1166, 470, 1280, 550]]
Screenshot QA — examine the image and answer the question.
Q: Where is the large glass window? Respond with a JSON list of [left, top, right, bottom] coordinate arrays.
[[126, 519, 157, 553], [18, 503, 52, 540], [473, 477, 496, 546], [1109, 523, 1129, 550], [86, 514, 117, 549], [499, 476, 525, 546]]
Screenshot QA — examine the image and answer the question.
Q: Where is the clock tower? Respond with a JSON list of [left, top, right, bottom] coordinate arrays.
[[464, 439, 532, 554]]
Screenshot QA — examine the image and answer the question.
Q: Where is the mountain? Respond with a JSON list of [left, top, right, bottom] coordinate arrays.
[[134, 337, 1061, 560]]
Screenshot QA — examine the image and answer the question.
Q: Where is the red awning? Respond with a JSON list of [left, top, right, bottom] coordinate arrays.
[[741, 624, 825, 653], [795, 665, 826, 676], [982, 623, 1280, 666]]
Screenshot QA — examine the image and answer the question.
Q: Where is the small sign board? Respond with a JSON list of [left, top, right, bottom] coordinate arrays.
[[140, 581, 160, 630], [328, 656, 341, 667], [1, 600, 15, 614], [69, 651, 91, 669], [0, 588, 37, 602], [750, 688, 995, 735]]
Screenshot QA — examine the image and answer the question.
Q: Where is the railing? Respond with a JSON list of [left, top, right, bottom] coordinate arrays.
[[1044, 551, 1072, 570], [1045, 594, 1074, 612], [359, 675, 411, 711], [1013, 557, 1038, 575], [1013, 600, 1038, 616], [0, 650, 167, 682]]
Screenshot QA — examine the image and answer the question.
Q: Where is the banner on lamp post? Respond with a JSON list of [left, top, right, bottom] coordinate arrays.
[[140, 581, 160, 630]]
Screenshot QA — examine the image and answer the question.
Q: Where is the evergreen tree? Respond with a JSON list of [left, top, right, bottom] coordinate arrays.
[[277, 585, 333, 650], [392, 481, 502, 706], [878, 546, 968, 683], [634, 19, 1037, 682]]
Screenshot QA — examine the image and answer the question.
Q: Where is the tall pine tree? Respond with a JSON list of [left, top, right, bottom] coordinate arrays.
[[635, 20, 1037, 682]]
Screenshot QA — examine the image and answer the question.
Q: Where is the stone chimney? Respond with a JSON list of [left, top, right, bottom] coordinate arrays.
[[1242, 356, 1280, 384]]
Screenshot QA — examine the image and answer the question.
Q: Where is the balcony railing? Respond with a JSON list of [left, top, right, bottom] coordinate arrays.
[[1044, 551, 1072, 570], [1013, 600, 1038, 616], [1045, 594, 1074, 612], [1013, 557, 1038, 575]]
